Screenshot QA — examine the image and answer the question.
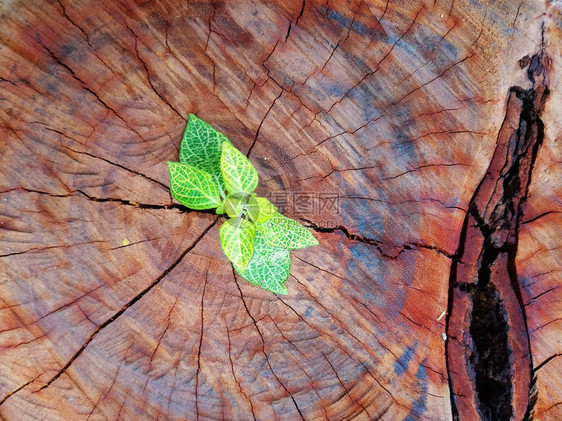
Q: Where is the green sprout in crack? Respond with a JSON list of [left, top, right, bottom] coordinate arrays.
[[167, 114, 318, 294]]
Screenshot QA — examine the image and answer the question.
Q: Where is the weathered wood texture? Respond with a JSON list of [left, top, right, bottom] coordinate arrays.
[[0, 0, 560, 419]]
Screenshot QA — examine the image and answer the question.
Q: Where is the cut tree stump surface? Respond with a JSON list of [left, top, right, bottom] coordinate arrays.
[[0, 0, 560, 420]]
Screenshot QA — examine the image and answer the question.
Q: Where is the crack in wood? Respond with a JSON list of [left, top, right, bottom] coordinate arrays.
[[125, 23, 186, 122], [140, 294, 179, 408], [55, 0, 121, 82], [0, 240, 107, 258], [533, 354, 562, 373], [86, 337, 136, 420], [194, 264, 209, 421], [39, 124, 170, 192], [0, 373, 44, 406], [299, 217, 453, 259], [284, 0, 305, 43], [0, 186, 216, 215], [38, 41, 148, 143], [321, 350, 370, 418], [391, 53, 474, 107], [232, 269, 306, 420], [445, 42, 550, 420], [246, 90, 283, 158], [224, 324, 257, 420], [296, 0, 363, 90], [324, 5, 425, 116], [521, 210, 562, 225], [264, 314, 329, 419], [288, 273, 405, 409], [0, 218, 218, 406]]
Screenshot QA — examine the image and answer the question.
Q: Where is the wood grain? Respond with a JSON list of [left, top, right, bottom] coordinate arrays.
[[0, 0, 560, 419]]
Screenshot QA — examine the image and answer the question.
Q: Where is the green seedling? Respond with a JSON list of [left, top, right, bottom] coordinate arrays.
[[167, 114, 318, 294]]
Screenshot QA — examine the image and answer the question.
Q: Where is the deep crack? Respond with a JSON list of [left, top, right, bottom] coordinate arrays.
[[445, 45, 549, 420], [300, 217, 453, 259], [1, 186, 217, 215]]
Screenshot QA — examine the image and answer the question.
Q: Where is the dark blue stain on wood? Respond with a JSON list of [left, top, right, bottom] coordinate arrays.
[[347, 78, 384, 122], [347, 243, 387, 300], [439, 37, 460, 60], [395, 38, 422, 63], [469, 0, 484, 9], [90, 32, 114, 50], [419, 32, 442, 50], [394, 343, 416, 376], [407, 27, 460, 61], [391, 129, 418, 161], [320, 7, 387, 41], [342, 201, 385, 238], [448, 195, 461, 209], [45, 83, 58, 96], [60, 44, 76, 58], [339, 49, 371, 75], [349, 243, 384, 284], [304, 85, 327, 102], [346, 240, 410, 320], [324, 82, 347, 99], [404, 361, 428, 421]]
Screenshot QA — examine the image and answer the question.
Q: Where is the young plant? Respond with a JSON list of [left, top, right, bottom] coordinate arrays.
[[167, 114, 318, 294]]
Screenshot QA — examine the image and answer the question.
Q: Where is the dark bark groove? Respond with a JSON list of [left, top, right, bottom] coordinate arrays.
[[445, 44, 550, 420]]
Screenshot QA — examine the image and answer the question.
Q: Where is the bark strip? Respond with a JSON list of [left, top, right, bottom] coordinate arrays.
[[445, 46, 550, 420]]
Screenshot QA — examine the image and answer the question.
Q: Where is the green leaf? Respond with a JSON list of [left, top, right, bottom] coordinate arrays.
[[257, 212, 319, 249], [219, 218, 255, 271], [224, 194, 244, 219], [179, 114, 231, 190], [247, 195, 277, 224], [167, 161, 222, 209], [235, 232, 290, 295], [220, 141, 258, 194]]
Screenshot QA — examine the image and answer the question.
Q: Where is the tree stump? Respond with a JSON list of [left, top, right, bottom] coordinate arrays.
[[1, 0, 560, 419]]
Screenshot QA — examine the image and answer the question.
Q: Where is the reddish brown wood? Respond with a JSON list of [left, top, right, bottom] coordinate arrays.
[[0, 0, 560, 420], [447, 60, 549, 419]]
